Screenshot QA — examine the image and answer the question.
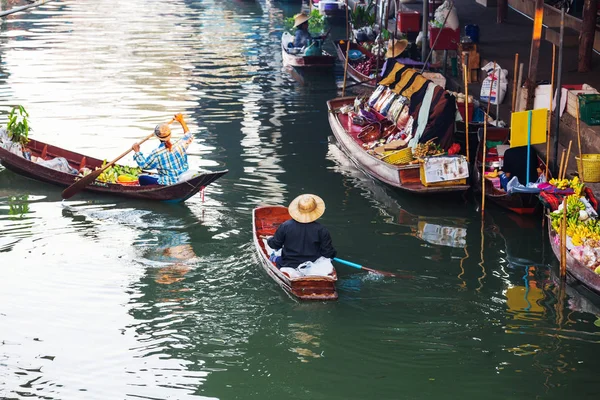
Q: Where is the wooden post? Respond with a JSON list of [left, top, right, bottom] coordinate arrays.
[[560, 197, 567, 278], [345, 0, 349, 42], [558, 149, 566, 180], [525, 0, 544, 111], [342, 40, 351, 97], [563, 140, 573, 179], [578, 0, 597, 72], [486, 61, 496, 119], [511, 53, 519, 112], [464, 65, 470, 163], [481, 118, 488, 215], [546, 45, 555, 180], [553, 9, 565, 177], [576, 96, 585, 183], [421, 0, 429, 62], [497, 0, 508, 24]]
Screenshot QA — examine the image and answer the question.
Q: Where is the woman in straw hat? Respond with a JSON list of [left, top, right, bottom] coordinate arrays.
[[292, 12, 313, 48], [267, 194, 337, 270], [132, 113, 194, 186], [385, 39, 408, 59]]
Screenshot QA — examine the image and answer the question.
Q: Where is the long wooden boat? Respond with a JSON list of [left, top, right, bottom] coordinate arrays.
[[281, 32, 335, 68], [333, 40, 376, 87], [473, 126, 545, 215], [252, 206, 338, 300], [0, 138, 228, 203], [548, 220, 600, 296], [327, 97, 471, 194]]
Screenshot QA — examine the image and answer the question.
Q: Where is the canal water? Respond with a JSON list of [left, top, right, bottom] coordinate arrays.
[[1, 1, 599, 399]]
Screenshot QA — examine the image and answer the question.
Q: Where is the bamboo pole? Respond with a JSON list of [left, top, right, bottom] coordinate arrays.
[[342, 39, 351, 97], [0, 0, 54, 18], [464, 65, 470, 163], [576, 96, 585, 183], [516, 63, 524, 111], [486, 61, 496, 119], [545, 45, 556, 180], [560, 197, 567, 278], [345, 0, 349, 42], [481, 117, 488, 214], [563, 140, 573, 180], [511, 53, 519, 112], [558, 149, 566, 180]]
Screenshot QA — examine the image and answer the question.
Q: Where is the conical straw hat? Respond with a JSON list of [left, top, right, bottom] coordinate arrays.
[[386, 39, 408, 59], [288, 194, 325, 223], [293, 12, 311, 28]]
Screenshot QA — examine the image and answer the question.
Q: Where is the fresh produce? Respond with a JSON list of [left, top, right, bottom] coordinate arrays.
[[95, 161, 142, 184], [549, 176, 584, 196], [413, 139, 444, 160], [352, 55, 381, 77], [549, 177, 600, 273]]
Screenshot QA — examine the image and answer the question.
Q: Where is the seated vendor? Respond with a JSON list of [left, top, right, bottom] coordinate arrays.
[[132, 113, 194, 186], [500, 146, 540, 189], [267, 194, 337, 269], [293, 12, 313, 48]]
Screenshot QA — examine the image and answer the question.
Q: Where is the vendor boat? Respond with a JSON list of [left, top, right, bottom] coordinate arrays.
[[333, 39, 377, 87], [473, 126, 546, 215], [252, 206, 338, 301], [0, 138, 228, 203], [327, 96, 471, 194], [281, 32, 335, 68], [547, 219, 600, 296]]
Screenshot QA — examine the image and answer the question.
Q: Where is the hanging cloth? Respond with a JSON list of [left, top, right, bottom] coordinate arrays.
[[408, 82, 437, 148]]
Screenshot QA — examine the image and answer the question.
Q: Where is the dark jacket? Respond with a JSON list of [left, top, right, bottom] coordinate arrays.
[[267, 219, 337, 269]]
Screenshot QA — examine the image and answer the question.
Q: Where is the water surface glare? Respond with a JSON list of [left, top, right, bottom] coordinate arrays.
[[1, 1, 600, 399]]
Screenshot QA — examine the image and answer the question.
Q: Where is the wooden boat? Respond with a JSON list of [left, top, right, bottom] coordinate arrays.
[[473, 126, 545, 215], [333, 40, 376, 87], [252, 206, 338, 300], [0, 138, 228, 203], [327, 96, 471, 194], [281, 32, 335, 68], [547, 220, 600, 296]]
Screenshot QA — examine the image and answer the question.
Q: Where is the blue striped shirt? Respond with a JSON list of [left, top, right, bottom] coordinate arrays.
[[133, 132, 193, 185]]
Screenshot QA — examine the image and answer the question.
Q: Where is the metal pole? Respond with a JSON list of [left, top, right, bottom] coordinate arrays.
[[422, 0, 429, 61], [552, 8, 565, 176]]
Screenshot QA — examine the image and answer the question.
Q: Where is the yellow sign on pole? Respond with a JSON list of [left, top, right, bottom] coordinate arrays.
[[510, 108, 548, 147]]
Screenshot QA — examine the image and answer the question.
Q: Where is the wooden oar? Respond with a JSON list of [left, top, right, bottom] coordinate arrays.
[[62, 118, 176, 199], [333, 257, 412, 278]]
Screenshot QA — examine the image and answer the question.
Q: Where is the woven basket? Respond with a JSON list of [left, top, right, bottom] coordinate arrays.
[[382, 147, 413, 165], [576, 154, 600, 183]]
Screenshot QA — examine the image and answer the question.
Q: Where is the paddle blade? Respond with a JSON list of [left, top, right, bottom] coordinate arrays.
[[362, 266, 413, 279], [61, 169, 103, 199]]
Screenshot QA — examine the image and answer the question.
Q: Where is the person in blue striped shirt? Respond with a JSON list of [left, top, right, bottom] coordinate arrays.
[[132, 113, 194, 185]]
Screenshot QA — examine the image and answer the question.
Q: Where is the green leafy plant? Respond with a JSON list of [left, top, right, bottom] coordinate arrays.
[[349, 0, 376, 29], [285, 9, 326, 35], [7, 105, 30, 146], [8, 195, 30, 219]]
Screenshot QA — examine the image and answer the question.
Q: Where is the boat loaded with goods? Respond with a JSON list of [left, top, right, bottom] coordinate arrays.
[[0, 106, 227, 202], [541, 177, 600, 294], [327, 58, 471, 194]]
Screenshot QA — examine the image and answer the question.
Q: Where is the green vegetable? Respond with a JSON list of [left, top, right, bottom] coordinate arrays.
[[285, 9, 326, 36], [6, 105, 31, 146]]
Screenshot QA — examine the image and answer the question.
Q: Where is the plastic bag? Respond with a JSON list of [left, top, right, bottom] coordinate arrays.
[[480, 62, 508, 105], [434, 0, 459, 30], [37, 157, 78, 175], [296, 257, 334, 277]]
